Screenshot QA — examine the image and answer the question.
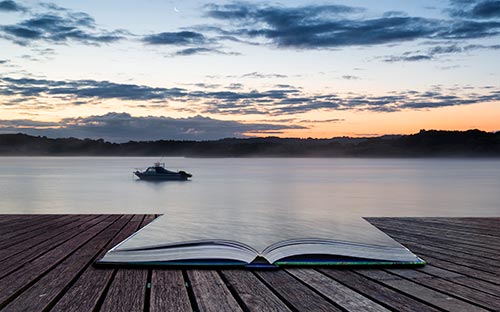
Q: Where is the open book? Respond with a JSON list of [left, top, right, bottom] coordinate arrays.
[[97, 216, 425, 267]]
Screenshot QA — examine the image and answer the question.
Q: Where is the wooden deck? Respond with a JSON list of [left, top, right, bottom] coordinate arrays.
[[0, 216, 499, 312]]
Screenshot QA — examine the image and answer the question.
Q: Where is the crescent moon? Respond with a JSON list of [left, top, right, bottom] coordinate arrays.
[[174, 7, 180, 12]]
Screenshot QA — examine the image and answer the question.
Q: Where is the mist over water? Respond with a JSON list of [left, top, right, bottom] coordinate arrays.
[[0, 157, 499, 218]]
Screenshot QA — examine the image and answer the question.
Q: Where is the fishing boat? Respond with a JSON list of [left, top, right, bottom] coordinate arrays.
[[134, 162, 192, 181]]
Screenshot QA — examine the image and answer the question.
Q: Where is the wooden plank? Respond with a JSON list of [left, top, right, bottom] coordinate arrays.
[[369, 219, 500, 252], [0, 215, 120, 308], [49, 215, 151, 312], [384, 218, 500, 237], [220, 270, 292, 312], [0, 215, 106, 278], [150, 270, 192, 312], [256, 270, 341, 311], [287, 268, 389, 312], [0, 215, 45, 228], [368, 226, 500, 260], [371, 221, 500, 257], [390, 266, 500, 298], [188, 270, 243, 312], [0, 215, 99, 261], [0, 215, 67, 239], [416, 254, 500, 285], [386, 268, 500, 310], [321, 269, 440, 312], [0, 215, 133, 312], [100, 269, 148, 312], [398, 241, 500, 275], [99, 215, 155, 312], [354, 269, 488, 312], [384, 232, 500, 267]]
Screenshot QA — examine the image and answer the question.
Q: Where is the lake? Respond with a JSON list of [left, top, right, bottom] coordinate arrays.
[[0, 157, 499, 218]]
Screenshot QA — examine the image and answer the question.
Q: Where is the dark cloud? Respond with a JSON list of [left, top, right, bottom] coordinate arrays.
[[0, 77, 187, 100], [0, 0, 25, 12], [0, 6, 125, 45], [472, 1, 500, 18], [174, 47, 239, 56], [0, 112, 306, 141], [1, 76, 499, 116], [202, 2, 500, 49], [142, 31, 241, 56], [450, 0, 500, 19], [0, 59, 8, 64], [143, 31, 207, 45]]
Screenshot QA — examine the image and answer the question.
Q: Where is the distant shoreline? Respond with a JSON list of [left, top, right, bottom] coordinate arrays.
[[1, 129, 499, 157]]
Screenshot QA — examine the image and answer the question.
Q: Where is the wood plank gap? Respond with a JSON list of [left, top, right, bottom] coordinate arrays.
[[93, 268, 119, 312], [382, 269, 500, 311], [282, 269, 350, 312], [39, 215, 135, 312], [182, 270, 200, 312], [217, 270, 250, 312], [251, 271, 299, 312], [321, 269, 441, 312], [144, 269, 152, 312]]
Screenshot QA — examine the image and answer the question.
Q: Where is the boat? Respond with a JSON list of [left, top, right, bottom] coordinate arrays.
[[134, 162, 192, 181]]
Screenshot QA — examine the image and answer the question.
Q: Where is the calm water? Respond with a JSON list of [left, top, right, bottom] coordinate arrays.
[[0, 157, 499, 218]]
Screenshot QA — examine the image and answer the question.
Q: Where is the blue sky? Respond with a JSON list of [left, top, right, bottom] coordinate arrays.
[[0, 0, 499, 141]]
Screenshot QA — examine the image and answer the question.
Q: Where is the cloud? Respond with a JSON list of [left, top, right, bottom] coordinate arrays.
[[0, 112, 306, 141], [0, 77, 187, 101], [0, 0, 25, 12], [1, 76, 499, 116], [143, 31, 208, 45], [206, 72, 288, 79], [341, 75, 360, 80], [471, 1, 500, 18], [142, 30, 240, 56], [201, 2, 500, 50], [0, 5, 126, 45], [450, 0, 500, 19], [383, 43, 500, 62]]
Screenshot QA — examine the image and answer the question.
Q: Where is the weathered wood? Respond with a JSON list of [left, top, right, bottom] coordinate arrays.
[[354, 269, 488, 312], [0, 215, 47, 228], [0, 215, 78, 242], [150, 270, 192, 312], [0, 215, 133, 312], [256, 270, 341, 311], [417, 254, 500, 285], [368, 219, 500, 252], [0, 215, 120, 307], [367, 226, 500, 260], [0, 215, 62, 235], [188, 270, 243, 312], [1, 216, 500, 312], [321, 269, 441, 312], [386, 268, 500, 310], [99, 215, 155, 312], [221, 270, 292, 312], [287, 268, 389, 312], [100, 269, 148, 312], [50, 215, 148, 312], [0, 215, 107, 278], [378, 218, 500, 237]]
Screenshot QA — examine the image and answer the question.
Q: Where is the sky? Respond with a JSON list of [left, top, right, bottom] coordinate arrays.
[[0, 0, 499, 141]]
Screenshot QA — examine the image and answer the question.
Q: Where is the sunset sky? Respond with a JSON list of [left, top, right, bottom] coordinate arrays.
[[1, 0, 499, 141]]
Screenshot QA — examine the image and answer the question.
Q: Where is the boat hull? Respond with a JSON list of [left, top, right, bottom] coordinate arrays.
[[134, 172, 190, 181]]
